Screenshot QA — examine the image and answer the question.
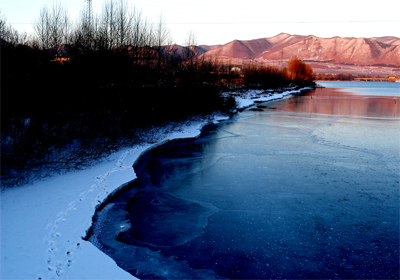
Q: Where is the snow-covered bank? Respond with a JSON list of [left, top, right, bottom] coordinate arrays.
[[1, 86, 313, 279], [227, 86, 314, 110]]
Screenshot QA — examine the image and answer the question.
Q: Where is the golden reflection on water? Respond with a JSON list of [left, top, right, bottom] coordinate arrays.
[[278, 88, 400, 118]]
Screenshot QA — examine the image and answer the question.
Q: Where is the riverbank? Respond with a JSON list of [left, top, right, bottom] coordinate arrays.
[[88, 83, 399, 279], [1, 86, 314, 279]]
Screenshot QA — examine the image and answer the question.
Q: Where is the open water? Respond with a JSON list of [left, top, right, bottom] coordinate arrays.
[[88, 81, 400, 279]]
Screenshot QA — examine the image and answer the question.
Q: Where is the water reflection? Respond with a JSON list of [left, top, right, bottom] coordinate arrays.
[[277, 88, 400, 118]]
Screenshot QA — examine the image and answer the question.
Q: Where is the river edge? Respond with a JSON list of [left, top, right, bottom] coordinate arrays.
[[0, 85, 314, 279], [85, 85, 317, 237], [86, 82, 399, 279]]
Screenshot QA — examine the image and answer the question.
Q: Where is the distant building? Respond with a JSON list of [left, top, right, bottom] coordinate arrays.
[[52, 55, 70, 64], [230, 64, 242, 73], [388, 76, 397, 82]]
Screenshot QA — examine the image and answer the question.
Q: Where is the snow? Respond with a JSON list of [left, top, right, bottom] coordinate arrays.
[[0, 87, 311, 279], [230, 87, 314, 109]]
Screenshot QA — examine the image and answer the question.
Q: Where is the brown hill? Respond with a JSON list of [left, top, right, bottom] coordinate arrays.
[[198, 45, 222, 51], [374, 36, 400, 46], [257, 36, 400, 66], [161, 44, 209, 61], [203, 39, 257, 59], [199, 34, 400, 67]]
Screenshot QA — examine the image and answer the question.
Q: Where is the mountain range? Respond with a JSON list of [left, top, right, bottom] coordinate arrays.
[[179, 33, 400, 76]]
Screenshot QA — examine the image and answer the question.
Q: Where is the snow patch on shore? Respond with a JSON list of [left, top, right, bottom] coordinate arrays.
[[230, 86, 314, 110], [1, 87, 313, 279]]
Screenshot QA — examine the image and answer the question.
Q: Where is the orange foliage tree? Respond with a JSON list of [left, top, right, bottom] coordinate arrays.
[[287, 57, 313, 81]]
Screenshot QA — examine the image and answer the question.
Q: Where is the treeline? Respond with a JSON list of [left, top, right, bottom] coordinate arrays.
[[316, 73, 354, 81], [316, 73, 392, 81], [315, 73, 386, 81], [1, 1, 315, 187], [1, 1, 171, 51], [240, 58, 312, 87]]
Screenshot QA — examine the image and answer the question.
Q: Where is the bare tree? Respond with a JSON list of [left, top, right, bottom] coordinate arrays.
[[73, 0, 154, 55], [115, 0, 133, 47], [0, 12, 5, 37], [34, 1, 71, 49], [34, 6, 50, 49], [151, 14, 173, 69], [179, 30, 199, 85], [129, 8, 150, 65], [102, 0, 116, 49], [0, 12, 28, 45], [182, 29, 197, 62], [74, 5, 96, 49], [59, 4, 71, 45]]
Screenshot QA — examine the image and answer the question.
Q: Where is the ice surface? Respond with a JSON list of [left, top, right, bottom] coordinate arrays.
[[89, 84, 400, 279], [2, 86, 303, 279], [1, 119, 221, 279], [6, 83, 395, 279], [119, 192, 216, 247], [317, 81, 400, 97]]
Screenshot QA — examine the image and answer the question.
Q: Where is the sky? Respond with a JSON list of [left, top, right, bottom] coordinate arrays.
[[2, 0, 400, 45]]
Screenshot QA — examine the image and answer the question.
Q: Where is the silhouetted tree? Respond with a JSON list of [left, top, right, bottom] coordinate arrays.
[[0, 12, 28, 44], [34, 1, 71, 49]]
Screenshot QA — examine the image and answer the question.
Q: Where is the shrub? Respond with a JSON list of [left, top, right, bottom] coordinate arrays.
[[287, 58, 313, 81]]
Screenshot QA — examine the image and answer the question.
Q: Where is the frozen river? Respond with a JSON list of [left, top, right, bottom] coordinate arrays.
[[88, 82, 400, 279]]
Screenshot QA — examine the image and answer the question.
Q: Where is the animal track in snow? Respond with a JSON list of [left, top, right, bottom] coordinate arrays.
[[43, 148, 137, 279]]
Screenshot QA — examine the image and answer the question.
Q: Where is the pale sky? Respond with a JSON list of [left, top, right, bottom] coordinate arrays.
[[2, 0, 400, 45]]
